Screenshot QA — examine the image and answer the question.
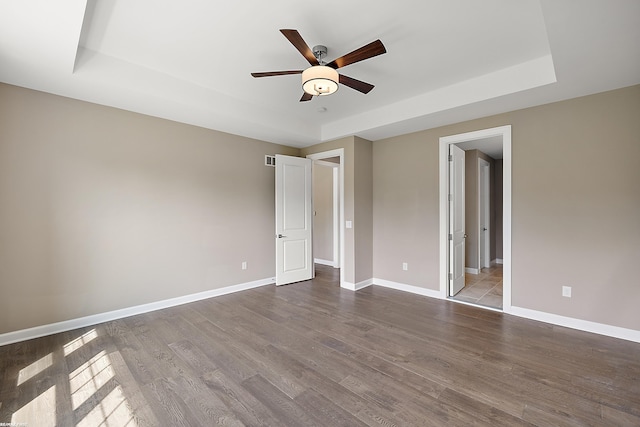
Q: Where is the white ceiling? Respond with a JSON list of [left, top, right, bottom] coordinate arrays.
[[456, 136, 504, 160], [1, 1, 639, 148]]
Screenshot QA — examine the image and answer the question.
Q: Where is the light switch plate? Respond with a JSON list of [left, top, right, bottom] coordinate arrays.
[[346, 221, 352, 229]]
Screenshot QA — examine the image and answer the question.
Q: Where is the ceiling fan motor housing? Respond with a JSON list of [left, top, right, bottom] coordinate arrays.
[[312, 45, 328, 62]]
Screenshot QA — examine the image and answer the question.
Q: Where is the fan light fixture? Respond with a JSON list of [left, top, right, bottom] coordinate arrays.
[[302, 65, 338, 96], [251, 32, 386, 102]]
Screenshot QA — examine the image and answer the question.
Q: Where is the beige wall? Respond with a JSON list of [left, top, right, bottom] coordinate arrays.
[[0, 83, 299, 334], [373, 131, 440, 287], [302, 137, 355, 283], [373, 84, 640, 331], [353, 137, 373, 283], [312, 163, 334, 262], [2, 81, 638, 336], [302, 136, 374, 285]]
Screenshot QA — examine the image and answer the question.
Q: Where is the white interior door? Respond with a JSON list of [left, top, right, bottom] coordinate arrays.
[[275, 154, 313, 286], [449, 145, 466, 296], [479, 158, 490, 269]]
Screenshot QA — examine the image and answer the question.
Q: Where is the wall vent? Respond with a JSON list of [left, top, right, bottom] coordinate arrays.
[[265, 155, 276, 167]]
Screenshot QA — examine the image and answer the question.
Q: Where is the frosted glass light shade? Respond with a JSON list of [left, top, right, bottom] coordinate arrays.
[[302, 66, 339, 96]]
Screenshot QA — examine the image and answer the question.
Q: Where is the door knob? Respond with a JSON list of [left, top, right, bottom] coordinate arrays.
[[277, 234, 285, 238], [483, 227, 488, 231]]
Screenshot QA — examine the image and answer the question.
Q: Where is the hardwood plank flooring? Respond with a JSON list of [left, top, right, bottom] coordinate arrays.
[[1, 264, 639, 426]]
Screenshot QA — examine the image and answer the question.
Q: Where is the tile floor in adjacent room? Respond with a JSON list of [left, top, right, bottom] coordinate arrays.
[[454, 264, 503, 309]]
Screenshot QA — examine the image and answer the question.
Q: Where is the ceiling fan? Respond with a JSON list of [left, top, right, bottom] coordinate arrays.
[[251, 29, 387, 102]]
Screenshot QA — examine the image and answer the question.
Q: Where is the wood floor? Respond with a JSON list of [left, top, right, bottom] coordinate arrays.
[[1, 265, 639, 426]]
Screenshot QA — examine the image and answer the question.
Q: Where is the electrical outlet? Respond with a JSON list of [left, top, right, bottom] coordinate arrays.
[[562, 286, 571, 298], [402, 262, 408, 271], [242, 261, 247, 270]]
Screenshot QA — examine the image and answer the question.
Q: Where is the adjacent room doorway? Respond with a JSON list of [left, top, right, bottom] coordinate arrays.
[[274, 150, 345, 288], [439, 125, 512, 312], [307, 149, 345, 288]]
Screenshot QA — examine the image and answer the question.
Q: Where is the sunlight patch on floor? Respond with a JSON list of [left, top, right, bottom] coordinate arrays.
[[64, 328, 98, 356], [76, 385, 137, 427], [12, 328, 136, 426], [69, 350, 114, 410], [12, 384, 56, 426], [17, 353, 53, 386]]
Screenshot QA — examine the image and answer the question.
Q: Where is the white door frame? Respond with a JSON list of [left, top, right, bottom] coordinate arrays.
[[312, 160, 340, 268], [307, 149, 345, 288], [332, 166, 339, 268], [439, 125, 512, 312], [478, 157, 490, 270]]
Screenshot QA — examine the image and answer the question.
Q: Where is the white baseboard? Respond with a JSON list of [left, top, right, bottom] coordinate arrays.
[[495, 258, 503, 264], [507, 306, 640, 344], [372, 278, 640, 344], [373, 278, 441, 299], [0, 277, 274, 347], [465, 267, 479, 275], [314, 258, 337, 268], [342, 278, 373, 291], [5, 276, 637, 347]]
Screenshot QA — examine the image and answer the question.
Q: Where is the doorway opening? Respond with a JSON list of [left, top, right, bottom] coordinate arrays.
[[439, 126, 512, 312], [307, 149, 345, 288]]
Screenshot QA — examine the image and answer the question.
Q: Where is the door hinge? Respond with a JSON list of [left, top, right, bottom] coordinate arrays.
[[448, 154, 453, 162], [449, 272, 453, 280], [448, 233, 453, 241], [448, 194, 452, 201]]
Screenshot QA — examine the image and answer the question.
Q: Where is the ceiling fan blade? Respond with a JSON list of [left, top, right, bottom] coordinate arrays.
[[251, 70, 303, 78], [300, 92, 313, 102], [280, 29, 319, 66], [339, 74, 375, 94], [326, 39, 386, 69]]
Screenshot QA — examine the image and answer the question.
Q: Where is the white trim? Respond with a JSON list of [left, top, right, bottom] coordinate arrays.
[[332, 167, 339, 268], [439, 125, 512, 311], [478, 157, 491, 270], [0, 277, 274, 347], [342, 278, 373, 291], [372, 277, 640, 343], [307, 149, 345, 286], [508, 306, 640, 344], [342, 282, 356, 291], [311, 160, 340, 270], [439, 142, 449, 299], [502, 129, 512, 312], [314, 159, 338, 168], [373, 278, 441, 299], [314, 258, 337, 267], [494, 258, 503, 265], [465, 267, 479, 275]]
